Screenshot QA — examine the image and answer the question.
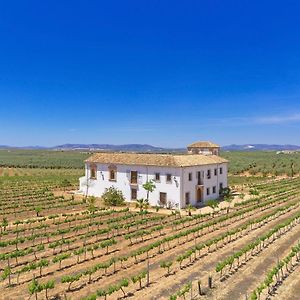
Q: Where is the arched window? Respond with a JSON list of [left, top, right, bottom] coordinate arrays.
[[108, 165, 117, 181], [90, 164, 97, 179]]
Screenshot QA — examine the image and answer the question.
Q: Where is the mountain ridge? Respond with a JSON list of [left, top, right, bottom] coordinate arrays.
[[1, 143, 300, 152]]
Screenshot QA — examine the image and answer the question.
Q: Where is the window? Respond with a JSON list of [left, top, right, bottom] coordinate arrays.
[[188, 172, 192, 181], [196, 171, 202, 185], [207, 169, 211, 179], [109, 169, 116, 181], [166, 174, 172, 183], [213, 186, 216, 194], [155, 173, 160, 182], [220, 167, 223, 175], [219, 183, 223, 190], [214, 168, 218, 176], [185, 192, 190, 205], [108, 165, 117, 181], [160, 192, 167, 206], [131, 188, 137, 200], [207, 188, 210, 195], [130, 171, 138, 184], [90, 165, 97, 179]]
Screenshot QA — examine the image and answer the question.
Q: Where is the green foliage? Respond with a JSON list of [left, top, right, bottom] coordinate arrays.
[[1, 217, 8, 230], [28, 278, 40, 295], [185, 204, 195, 215], [170, 282, 192, 299], [1, 267, 11, 280], [0, 149, 89, 169], [221, 151, 300, 176], [220, 187, 232, 198], [34, 207, 42, 216], [102, 187, 125, 206], [249, 189, 260, 196], [249, 241, 300, 297], [135, 198, 149, 212], [87, 196, 96, 208], [143, 180, 156, 202], [206, 199, 218, 209], [160, 261, 173, 274], [28, 278, 54, 297]]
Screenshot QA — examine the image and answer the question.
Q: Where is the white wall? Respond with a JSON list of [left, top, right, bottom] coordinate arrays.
[[181, 163, 228, 207], [79, 162, 228, 209], [79, 164, 182, 208]]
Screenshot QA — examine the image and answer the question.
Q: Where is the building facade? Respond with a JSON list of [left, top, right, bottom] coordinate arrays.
[[187, 141, 220, 156], [79, 142, 228, 209]]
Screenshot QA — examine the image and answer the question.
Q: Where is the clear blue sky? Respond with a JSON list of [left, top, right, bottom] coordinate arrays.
[[1, 1, 300, 147]]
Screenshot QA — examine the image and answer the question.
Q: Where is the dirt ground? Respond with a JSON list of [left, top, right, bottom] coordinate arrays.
[[2, 179, 300, 300]]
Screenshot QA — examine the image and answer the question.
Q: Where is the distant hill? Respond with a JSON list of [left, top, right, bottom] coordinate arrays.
[[222, 144, 300, 151], [1, 143, 300, 152], [0, 144, 185, 153], [53, 144, 185, 152]]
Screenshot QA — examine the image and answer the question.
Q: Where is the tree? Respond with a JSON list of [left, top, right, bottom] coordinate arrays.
[[37, 259, 49, 276], [185, 204, 195, 216], [143, 180, 156, 203], [160, 261, 173, 276], [118, 278, 129, 297], [219, 187, 232, 198], [1, 267, 11, 286], [42, 280, 55, 300], [290, 160, 295, 177], [60, 179, 71, 191], [1, 217, 8, 233], [131, 271, 147, 290], [135, 198, 149, 212], [87, 196, 96, 209], [100, 239, 117, 255], [35, 207, 42, 217], [206, 199, 218, 215], [61, 274, 82, 292], [28, 278, 42, 300], [102, 187, 125, 206]]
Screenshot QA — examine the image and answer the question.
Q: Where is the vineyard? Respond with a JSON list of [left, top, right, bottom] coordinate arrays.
[[0, 149, 89, 169], [2, 149, 300, 177], [1, 173, 300, 299], [222, 151, 300, 176]]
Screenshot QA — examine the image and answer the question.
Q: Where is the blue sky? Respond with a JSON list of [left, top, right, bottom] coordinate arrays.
[[1, 1, 300, 147]]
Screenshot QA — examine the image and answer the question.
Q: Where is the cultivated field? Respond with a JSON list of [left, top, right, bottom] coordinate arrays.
[[2, 149, 300, 177], [0, 150, 300, 300], [222, 151, 300, 176]]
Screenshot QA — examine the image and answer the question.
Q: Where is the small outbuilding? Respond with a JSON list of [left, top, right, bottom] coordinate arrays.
[[187, 141, 220, 156]]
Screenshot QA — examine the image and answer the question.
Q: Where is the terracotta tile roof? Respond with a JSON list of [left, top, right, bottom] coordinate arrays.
[[187, 141, 220, 148], [86, 152, 228, 167]]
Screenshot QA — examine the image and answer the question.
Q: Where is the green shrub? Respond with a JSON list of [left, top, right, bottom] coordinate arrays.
[[102, 187, 125, 206]]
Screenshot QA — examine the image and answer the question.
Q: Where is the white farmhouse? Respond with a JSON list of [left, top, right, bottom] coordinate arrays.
[[79, 141, 228, 209]]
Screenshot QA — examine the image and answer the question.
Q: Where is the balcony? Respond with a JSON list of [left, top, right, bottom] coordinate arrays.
[[130, 171, 138, 185], [130, 178, 138, 185], [196, 178, 204, 186]]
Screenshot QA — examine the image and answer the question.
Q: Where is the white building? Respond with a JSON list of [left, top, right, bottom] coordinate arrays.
[[187, 141, 220, 156], [79, 141, 228, 209]]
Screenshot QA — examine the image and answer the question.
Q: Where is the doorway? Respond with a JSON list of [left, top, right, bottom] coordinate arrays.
[[196, 187, 202, 203]]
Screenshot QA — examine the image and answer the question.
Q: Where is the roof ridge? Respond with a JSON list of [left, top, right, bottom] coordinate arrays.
[[85, 152, 228, 167]]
